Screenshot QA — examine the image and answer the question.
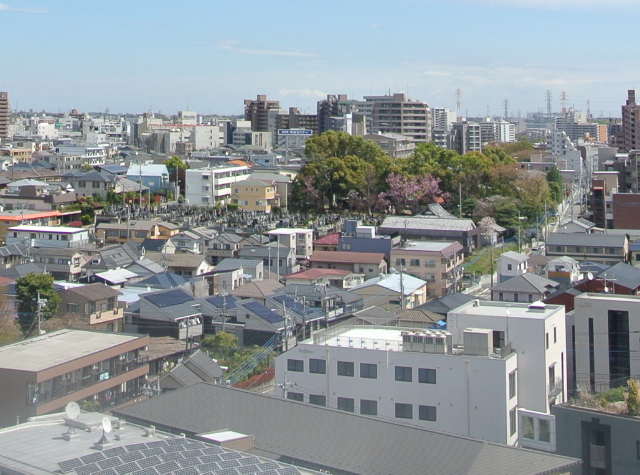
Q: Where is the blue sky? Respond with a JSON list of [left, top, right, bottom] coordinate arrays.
[[1, 0, 639, 118]]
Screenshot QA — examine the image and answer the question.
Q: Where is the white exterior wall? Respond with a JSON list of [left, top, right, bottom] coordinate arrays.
[[6, 226, 90, 249], [191, 125, 222, 150], [448, 302, 567, 415], [185, 166, 250, 206], [497, 255, 527, 282], [275, 340, 518, 445], [268, 229, 313, 259], [573, 293, 640, 392]]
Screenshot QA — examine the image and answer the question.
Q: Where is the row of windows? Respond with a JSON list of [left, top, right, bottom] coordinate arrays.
[[287, 359, 436, 383], [287, 392, 438, 421], [395, 258, 438, 268]]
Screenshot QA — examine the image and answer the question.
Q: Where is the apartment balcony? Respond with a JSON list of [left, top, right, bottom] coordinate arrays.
[[89, 307, 122, 325], [548, 378, 563, 398]]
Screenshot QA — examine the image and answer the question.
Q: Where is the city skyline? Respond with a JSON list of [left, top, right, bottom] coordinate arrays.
[[1, 0, 639, 117]]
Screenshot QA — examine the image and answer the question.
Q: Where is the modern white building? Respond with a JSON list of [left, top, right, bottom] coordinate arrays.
[[275, 324, 519, 445], [448, 300, 567, 452], [185, 165, 250, 207], [6, 225, 90, 249], [268, 228, 314, 259], [571, 293, 640, 394], [448, 300, 567, 414]]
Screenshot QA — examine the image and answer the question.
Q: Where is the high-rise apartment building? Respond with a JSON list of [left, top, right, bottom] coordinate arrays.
[[275, 107, 319, 134], [317, 94, 362, 134], [0, 92, 8, 140], [365, 93, 431, 143], [244, 95, 280, 132], [622, 90, 640, 152], [448, 121, 481, 154]]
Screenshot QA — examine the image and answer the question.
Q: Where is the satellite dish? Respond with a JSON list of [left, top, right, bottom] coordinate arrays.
[[102, 417, 112, 434], [587, 272, 594, 281], [65, 401, 80, 420]]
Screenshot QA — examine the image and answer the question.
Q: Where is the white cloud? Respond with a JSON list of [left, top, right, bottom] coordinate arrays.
[[0, 3, 48, 13], [215, 40, 317, 58]]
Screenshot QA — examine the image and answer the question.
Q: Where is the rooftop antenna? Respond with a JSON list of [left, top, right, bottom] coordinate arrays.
[[63, 402, 80, 440], [455, 89, 461, 117], [94, 416, 112, 448]]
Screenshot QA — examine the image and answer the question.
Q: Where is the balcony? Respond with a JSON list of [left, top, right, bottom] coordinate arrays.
[[548, 378, 563, 398]]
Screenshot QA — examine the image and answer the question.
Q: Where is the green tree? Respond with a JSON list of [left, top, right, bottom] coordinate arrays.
[[15, 273, 61, 334], [0, 285, 21, 344], [202, 331, 238, 349], [80, 163, 94, 172], [163, 155, 189, 173], [546, 166, 564, 204], [628, 379, 640, 416]]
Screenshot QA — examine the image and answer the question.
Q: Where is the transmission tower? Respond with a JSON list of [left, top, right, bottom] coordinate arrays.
[[560, 91, 568, 115], [546, 90, 553, 119], [455, 89, 461, 117], [586, 99, 591, 120], [503, 99, 509, 119]]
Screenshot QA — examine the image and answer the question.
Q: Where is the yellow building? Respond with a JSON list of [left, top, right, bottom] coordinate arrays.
[[231, 179, 277, 213]]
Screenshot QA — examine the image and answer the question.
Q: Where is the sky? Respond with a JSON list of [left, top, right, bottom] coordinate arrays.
[[1, 0, 639, 118]]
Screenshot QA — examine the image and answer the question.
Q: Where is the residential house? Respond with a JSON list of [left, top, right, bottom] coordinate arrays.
[[184, 164, 250, 206], [390, 241, 464, 297], [313, 232, 340, 252], [0, 243, 26, 270], [268, 228, 314, 259], [378, 205, 479, 254], [140, 237, 175, 254], [0, 209, 62, 244], [490, 274, 560, 303], [61, 171, 115, 200], [126, 163, 169, 192], [159, 349, 222, 392], [350, 272, 428, 311], [81, 242, 142, 278], [497, 251, 529, 283], [545, 232, 628, 265], [32, 248, 87, 282], [228, 279, 283, 305], [556, 217, 597, 234], [170, 231, 202, 253], [284, 268, 364, 289], [6, 225, 90, 249], [238, 243, 299, 277], [145, 252, 212, 278], [57, 283, 123, 331], [544, 256, 581, 288], [230, 178, 278, 213], [205, 233, 243, 265], [308, 250, 387, 281], [338, 219, 401, 260], [97, 221, 161, 245]]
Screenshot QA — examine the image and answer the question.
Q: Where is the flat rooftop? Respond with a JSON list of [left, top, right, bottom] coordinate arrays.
[[0, 412, 315, 475], [8, 225, 87, 234], [452, 301, 563, 320], [0, 330, 145, 372], [397, 241, 459, 252]]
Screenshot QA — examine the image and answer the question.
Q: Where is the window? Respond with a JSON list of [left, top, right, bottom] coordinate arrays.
[[554, 327, 557, 343], [509, 370, 517, 399], [636, 440, 640, 460], [514, 294, 519, 302], [287, 392, 304, 402], [528, 294, 533, 303], [309, 394, 326, 407], [419, 368, 436, 384], [67, 303, 78, 313], [522, 416, 534, 440], [337, 397, 354, 412], [425, 259, 436, 268], [493, 330, 505, 349], [395, 403, 413, 419], [546, 333, 549, 349], [342, 243, 351, 250], [410, 259, 420, 267], [360, 363, 377, 379], [509, 407, 517, 436], [309, 359, 326, 374], [539, 419, 551, 443], [507, 264, 512, 271], [337, 361, 354, 377], [395, 258, 406, 267], [360, 399, 377, 415], [395, 366, 412, 382], [419, 405, 437, 421], [499, 292, 504, 301], [92, 182, 100, 188], [287, 359, 304, 372], [135, 231, 146, 238]]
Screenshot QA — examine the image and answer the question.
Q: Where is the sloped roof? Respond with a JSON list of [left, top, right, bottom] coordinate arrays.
[[113, 383, 581, 475], [229, 279, 283, 299], [352, 272, 426, 295], [309, 250, 386, 265], [491, 273, 560, 294], [313, 232, 340, 246], [499, 251, 528, 263], [547, 232, 626, 247], [146, 252, 208, 269], [212, 258, 262, 273], [94, 268, 138, 284], [127, 272, 186, 290], [285, 268, 352, 280], [598, 262, 640, 290], [61, 283, 122, 300], [380, 215, 476, 232], [415, 293, 477, 315]]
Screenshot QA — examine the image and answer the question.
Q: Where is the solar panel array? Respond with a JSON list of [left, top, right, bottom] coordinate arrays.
[[58, 439, 302, 475], [242, 301, 283, 324], [145, 289, 195, 309], [271, 295, 308, 316]]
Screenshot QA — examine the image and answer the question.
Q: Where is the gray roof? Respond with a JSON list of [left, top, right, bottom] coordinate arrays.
[[161, 350, 222, 388], [491, 273, 560, 294], [380, 215, 476, 233], [415, 293, 477, 315], [499, 251, 528, 263], [598, 262, 640, 290], [113, 383, 581, 475], [547, 232, 627, 247], [212, 258, 262, 273], [127, 271, 186, 290]]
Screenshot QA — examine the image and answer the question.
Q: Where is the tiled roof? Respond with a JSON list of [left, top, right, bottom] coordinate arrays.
[[285, 268, 352, 279], [313, 232, 340, 246]]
